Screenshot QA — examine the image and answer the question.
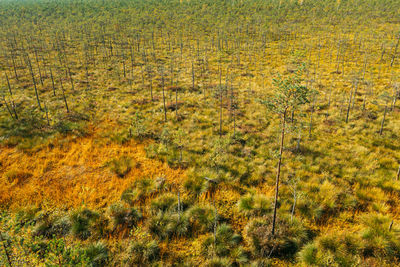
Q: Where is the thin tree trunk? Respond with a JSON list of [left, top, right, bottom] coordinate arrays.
[[50, 67, 56, 96], [67, 67, 74, 91], [44, 102, 50, 126], [162, 69, 167, 122], [5, 73, 18, 120], [291, 189, 297, 223], [2, 96, 14, 119], [60, 78, 69, 113], [379, 103, 387, 135], [352, 81, 358, 109], [219, 68, 223, 137], [10, 51, 19, 81], [178, 191, 181, 220], [390, 33, 400, 67], [175, 86, 178, 119], [34, 48, 44, 86], [346, 90, 353, 123], [272, 109, 286, 236], [192, 62, 195, 90], [26, 54, 42, 110]]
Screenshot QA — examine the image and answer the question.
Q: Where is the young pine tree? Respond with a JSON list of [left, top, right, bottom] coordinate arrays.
[[261, 64, 310, 236]]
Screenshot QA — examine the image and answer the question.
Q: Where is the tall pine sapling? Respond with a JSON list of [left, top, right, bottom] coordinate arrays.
[[261, 64, 310, 236]]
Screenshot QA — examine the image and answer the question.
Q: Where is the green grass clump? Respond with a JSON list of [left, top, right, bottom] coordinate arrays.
[[245, 215, 310, 258], [107, 202, 142, 231], [109, 156, 133, 178], [125, 239, 160, 265], [298, 233, 362, 266], [84, 242, 109, 267], [238, 193, 273, 216], [202, 223, 248, 265], [70, 209, 108, 240]]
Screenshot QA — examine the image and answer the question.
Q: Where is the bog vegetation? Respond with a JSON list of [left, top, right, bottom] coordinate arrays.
[[0, 0, 400, 266]]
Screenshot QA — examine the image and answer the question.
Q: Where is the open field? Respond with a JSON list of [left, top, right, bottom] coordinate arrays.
[[1, 0, 400, 266]]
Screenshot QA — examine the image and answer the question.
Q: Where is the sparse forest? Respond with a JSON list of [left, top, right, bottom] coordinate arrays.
[[0, 0, 400, 266]]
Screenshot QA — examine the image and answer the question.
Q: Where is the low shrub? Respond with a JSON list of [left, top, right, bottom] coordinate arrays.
[[244, 215, 310, 258], [109, 156, 133, 178], [107, 202, 142, 230]]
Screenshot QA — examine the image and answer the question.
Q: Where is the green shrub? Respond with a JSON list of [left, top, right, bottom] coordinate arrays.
[[125, 239, 160, 265], [108, 202, 142, 230], [360, 213, 400, 260], [202, 223, 248, 264], [70, 209, 108, 240], [121, 177, 156, 204], [238, 193, 273, 216], [84, 242, 109, 267], [204, 257, 232, 267], [244, 215, 309, 258], [298, 232, 361, 266], [13, 206, 39, 228], [109, 156, 133, 178], [148, 211, 190, 240], [32, 212, 71, 238], [150, 193, 178, 214], [187, 205, 217, 233]]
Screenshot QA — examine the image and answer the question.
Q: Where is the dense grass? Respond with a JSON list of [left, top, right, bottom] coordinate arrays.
[[1, 0, 400, 266]]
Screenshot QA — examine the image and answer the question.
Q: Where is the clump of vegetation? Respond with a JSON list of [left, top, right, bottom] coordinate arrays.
[[70, 209, 108, 240], [4, 170, 32, 184], [121, 177, 156, 204], [107, 202, 142, 231], [1, 0, 400, 265], [244, 215, 310, 258], [124, 239, 160, 265], [148, 211, 190, 240], [298, 232, 361, 266], [238, 193, 273, 216], [202, 223, 248, 264], [32, 212, 71, 239], [109, 156, 133, 178], [84, 242, 109, 267]]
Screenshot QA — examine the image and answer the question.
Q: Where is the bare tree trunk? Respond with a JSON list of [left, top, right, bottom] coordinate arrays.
[[60, 77, 69, 113], [161, 69, 167, 122], [178, 191, 181, 220], [272, 109, 286, 236], [351, 80, 358, 109], [291, 188, 297, 223], [175, 85, 179, 119], [379, 103, 388, 135], [26, 54, 42, 110], [67, 67, 74, 91], [346, 90, 353, 123], [5, 73, 18, 120], [50, 67, 56, 96], [2, 96, 14, 119], [390, 33, 400, 67], [34, 48, 44, 86], [44, 102, 50, 126], [309, 97, 315, 139]]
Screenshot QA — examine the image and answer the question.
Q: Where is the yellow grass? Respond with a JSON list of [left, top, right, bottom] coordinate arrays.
[[0, 134, 184, 210]]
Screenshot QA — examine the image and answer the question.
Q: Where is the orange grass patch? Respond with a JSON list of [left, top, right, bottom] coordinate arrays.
[[0, 137, 184, 210]]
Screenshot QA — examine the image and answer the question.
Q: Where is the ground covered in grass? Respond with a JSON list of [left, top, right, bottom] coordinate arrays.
[[1, 0, 400, 266]]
